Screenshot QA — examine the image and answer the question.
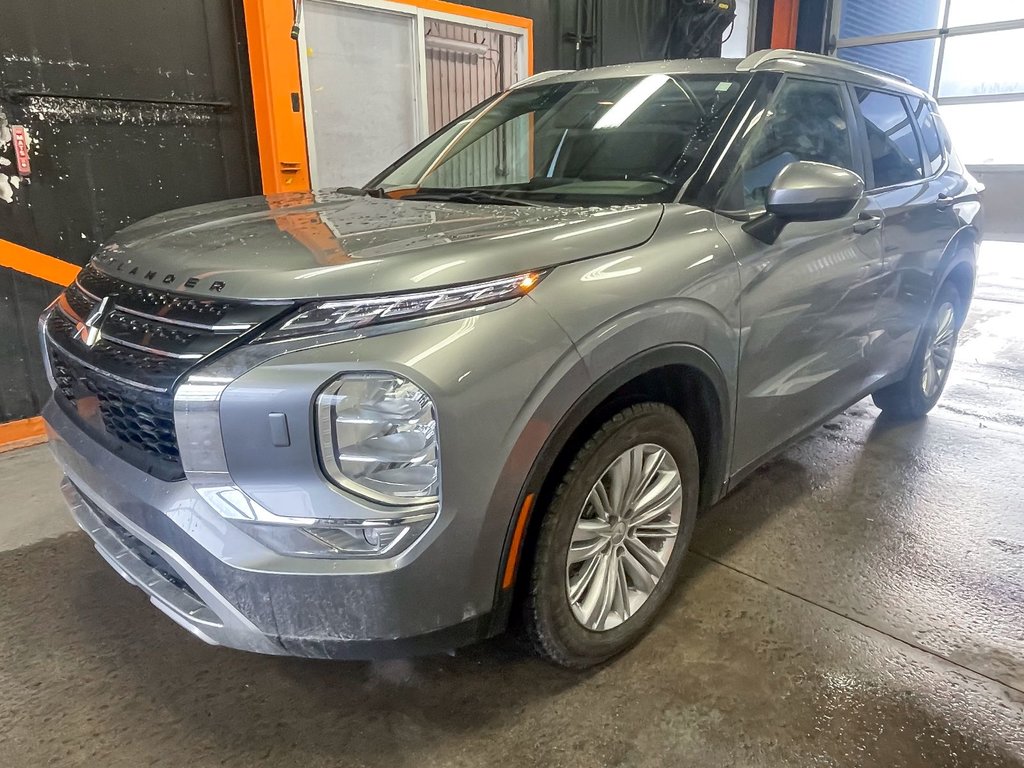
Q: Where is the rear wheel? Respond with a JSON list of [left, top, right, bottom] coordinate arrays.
[[524, 403, 699, 668], [873, 283, 962, 419]]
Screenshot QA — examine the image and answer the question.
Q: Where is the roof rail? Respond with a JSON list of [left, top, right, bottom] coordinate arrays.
[[738, 49, 913, 86], [510, 69, 575, 89]]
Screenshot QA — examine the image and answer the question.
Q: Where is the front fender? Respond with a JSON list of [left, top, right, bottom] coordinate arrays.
[[484, 210, 742, 629]]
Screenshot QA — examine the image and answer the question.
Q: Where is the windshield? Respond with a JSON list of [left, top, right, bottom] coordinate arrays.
[[373, 73, 749, 206]]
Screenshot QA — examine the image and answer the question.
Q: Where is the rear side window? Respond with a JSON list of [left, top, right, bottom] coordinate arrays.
[[908, 97, 944, 174], [855, 88, 925, 188]]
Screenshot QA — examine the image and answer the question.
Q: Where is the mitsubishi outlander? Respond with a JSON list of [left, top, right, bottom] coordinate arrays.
[[40, 51, 982, 667]]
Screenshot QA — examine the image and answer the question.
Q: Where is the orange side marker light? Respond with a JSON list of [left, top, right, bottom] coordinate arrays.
[[502, 493, 536, 589]]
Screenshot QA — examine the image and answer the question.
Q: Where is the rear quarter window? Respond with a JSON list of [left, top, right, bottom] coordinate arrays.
[[908, 97, 945, 175]]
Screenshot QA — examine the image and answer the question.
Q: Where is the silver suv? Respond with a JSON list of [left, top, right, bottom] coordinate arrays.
[[40, 51, 982, 667]]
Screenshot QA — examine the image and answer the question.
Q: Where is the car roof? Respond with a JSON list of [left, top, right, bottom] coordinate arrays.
[[520, 50, 931, 102]]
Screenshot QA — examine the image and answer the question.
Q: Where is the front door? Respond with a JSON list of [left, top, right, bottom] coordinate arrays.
[[714, 76, 887, 473]]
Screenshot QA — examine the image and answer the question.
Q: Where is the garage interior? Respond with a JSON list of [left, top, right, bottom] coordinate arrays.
[[1, 0, 1022, 765]]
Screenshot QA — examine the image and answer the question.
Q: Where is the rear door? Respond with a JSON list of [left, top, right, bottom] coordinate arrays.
[[712, 75, 888, 473], [849, 87, 962, 379]]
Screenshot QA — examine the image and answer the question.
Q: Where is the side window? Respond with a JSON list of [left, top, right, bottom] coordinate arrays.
[[908, 97, 944, 175], [855, 88, 925, 188], [719, 78, 856, 212]]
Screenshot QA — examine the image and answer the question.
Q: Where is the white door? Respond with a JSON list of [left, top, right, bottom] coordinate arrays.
[[302, 1, 421, 188]]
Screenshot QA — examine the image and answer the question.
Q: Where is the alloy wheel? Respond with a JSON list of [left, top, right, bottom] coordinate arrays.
[[565, 443, 683, 632], [922, 302, 956, 399]]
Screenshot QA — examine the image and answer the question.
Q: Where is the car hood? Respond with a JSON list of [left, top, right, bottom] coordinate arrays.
[[91, 191, 666, 301]]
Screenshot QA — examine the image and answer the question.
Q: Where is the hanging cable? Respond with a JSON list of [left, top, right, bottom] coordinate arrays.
[[291, 0, 304, 40]]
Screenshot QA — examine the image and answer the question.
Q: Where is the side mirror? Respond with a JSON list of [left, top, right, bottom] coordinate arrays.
[[743, 161, 865, 244]]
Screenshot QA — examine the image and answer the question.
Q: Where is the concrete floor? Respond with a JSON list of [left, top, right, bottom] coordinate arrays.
[[2, 242, 1023, 767]]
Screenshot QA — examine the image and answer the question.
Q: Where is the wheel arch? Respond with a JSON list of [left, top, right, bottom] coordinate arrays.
[[488, 343, 733, 632], [938, 226, 980, 323]]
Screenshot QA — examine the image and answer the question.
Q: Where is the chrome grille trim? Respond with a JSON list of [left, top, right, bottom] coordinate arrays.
[[103, 332, 206, 361], [117, 304, 255, 333], [44, 327, 167, 393], [74, 277, 257, 333], [53, 300, 205, 361]]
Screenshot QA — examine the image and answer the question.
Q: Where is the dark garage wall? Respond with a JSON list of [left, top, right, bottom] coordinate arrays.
[[463, 0, 739, 73], [0, 0, 261, 422], [463, 0, 562, 71]]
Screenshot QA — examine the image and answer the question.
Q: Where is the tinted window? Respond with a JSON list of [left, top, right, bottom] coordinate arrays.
[[856, 88, 925, 187], [909, 97, 944, 174], [932, 106, 954, 154], [720, 78, 856, 211]]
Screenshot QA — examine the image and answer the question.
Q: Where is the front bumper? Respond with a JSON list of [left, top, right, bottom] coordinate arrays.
[[62, 477, 286, 655], [45, 399, 493, 659], [43, 291, 585, 659]]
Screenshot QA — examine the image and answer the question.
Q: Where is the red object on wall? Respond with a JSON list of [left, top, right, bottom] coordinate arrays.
[[12, 125, 31, 175], [771, 0, 801, 49]]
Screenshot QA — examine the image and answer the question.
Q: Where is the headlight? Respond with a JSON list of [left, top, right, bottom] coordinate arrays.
[[317, 372, 439, 504], [263, 271, 544, 341]]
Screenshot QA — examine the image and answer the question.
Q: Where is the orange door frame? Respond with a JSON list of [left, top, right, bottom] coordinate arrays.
[[242, 0, 313, 194], [771, 0, 801, 49], [243, 0, 534, 196]]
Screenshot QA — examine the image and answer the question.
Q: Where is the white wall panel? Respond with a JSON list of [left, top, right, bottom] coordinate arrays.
[[304, 1, 420, 188]]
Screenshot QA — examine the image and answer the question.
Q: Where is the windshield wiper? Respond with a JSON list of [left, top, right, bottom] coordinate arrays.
[[402, 189, 540, 207], [335, 186, 389, 198]]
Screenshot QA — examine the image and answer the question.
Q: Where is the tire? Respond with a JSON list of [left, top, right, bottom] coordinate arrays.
[[524, 403, 700, 668], [873, 282, 962, 420]]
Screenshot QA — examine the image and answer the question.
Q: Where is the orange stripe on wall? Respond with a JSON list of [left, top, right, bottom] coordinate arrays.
[[0, 239, 79, 286], [0, 416, 47, 452]]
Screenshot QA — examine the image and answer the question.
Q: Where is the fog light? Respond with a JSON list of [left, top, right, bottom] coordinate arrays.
[[316, 372, 439, 504], [241, 514, 433, 559]]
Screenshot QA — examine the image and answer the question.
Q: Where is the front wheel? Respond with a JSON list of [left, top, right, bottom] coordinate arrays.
[[873, 283, 962, 419], [524, 403, 699, 668]]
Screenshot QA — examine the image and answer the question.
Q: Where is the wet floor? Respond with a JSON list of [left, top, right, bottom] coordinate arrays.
[[2, 243, 1023, 767]]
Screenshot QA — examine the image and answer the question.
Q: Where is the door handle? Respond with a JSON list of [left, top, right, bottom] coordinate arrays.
[[853, 212, 882, 235], [936, 194, 955, 210]]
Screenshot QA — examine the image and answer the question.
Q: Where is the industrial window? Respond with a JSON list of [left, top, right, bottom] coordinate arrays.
[[838, 0, 945, 39], [937, 27, 1024, 99], [856, 88, 925, 188], [831, 0, 1024, 166], [837, 39, 937, 91]]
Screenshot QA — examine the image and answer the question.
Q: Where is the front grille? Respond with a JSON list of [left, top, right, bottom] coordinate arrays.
[[45, 264, 289, 479], [50, 348, 180, 470]]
